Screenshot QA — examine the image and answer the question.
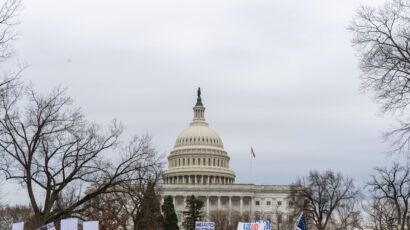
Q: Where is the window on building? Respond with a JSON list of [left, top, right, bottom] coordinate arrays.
[[277, 214, 282, 224], [255, 201, 260, 206], [255, 213, 260, 221], [277, 201, 282, 206], [267, 201, 271, 205], [208, 158, 211, 166], [213, 159, 215, 166], [183, 158, 185, 166], [193, 158, 195, 165]]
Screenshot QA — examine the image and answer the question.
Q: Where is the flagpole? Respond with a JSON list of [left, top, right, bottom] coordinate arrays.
[[250, 146, 253, 183]]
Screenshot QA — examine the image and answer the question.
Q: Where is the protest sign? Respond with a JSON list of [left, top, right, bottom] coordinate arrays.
[[61, 218, 78, 230], [83, 221, 99, 230], [195, 221, 215, 230], [12, 222, 24, 230], [37, 223, 56, 230], [237, 221, 268, 230]]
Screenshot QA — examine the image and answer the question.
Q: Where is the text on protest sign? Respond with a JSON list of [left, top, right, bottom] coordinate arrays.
[[237, 222, 268, 230], [195, 221, 215, 230], [36, 223, 56, 230]]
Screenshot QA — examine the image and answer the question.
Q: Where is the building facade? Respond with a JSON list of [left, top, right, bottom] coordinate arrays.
[[161, 89, 293, 228]]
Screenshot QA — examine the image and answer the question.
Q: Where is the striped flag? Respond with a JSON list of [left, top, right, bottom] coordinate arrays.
[[251, 147, 255, 158], [294, 212, 307, 230]]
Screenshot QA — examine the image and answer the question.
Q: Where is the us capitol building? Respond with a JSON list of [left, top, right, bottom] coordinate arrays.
[[160, 89, 293, 228]]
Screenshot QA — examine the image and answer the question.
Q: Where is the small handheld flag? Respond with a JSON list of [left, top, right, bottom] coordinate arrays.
[[251, 147, 255, 158], [294, 212, 307, 230]]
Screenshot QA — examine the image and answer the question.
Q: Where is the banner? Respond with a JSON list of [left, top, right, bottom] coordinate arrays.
[[255, 220, 270, 230], [61, 218, 78, 230], [83, 221, 99, 230], [237, 222, 268, 230], [195, 221, 215, 230], [36, 223, 56, 230], [12, 222, 24, 230]]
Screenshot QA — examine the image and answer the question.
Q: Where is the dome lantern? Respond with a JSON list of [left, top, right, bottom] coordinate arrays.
[[192, 87, 206, 125]]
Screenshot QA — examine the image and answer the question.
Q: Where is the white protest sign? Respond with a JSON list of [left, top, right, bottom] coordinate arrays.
[[195, 221, 215, 230], [12, 222, 24, 230], [83, 221, 99, 230], [61, 218, 78, 230], [237, 222, 268, 230], [255, 220, 270, 230]]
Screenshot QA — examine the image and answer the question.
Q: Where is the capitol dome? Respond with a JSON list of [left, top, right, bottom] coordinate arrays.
[[174, 125, 224, 149], [164, 88, 236, 185]]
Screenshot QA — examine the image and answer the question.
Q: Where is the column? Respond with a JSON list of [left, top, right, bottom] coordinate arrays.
[[240, 196, 243, 215], [250, 197, 253, 220], [206, 197, 210, 217], [229, 196, 232, 213], [217, 196, 220, 210]]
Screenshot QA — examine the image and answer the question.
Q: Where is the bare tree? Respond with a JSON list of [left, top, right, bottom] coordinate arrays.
[[363, 197, 397, 230], [349, 0, 410, 153], [288, 170, 360, 230], [366, 162, 410, 230], [209, 210, 246, 230], [0, 0, 24, 96], [0, 85, 164, 228], [0, 0, 23, 109], [84, 193, 128, 230], [0, 0, 21, 62], [83, 135, 164, 230], [0, 205, 35, 230], [331, 198, 363, 230], [350, 0, 410, 112]]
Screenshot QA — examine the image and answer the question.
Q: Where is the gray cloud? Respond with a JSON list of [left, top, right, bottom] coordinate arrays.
[[3, 0, 393, 204]]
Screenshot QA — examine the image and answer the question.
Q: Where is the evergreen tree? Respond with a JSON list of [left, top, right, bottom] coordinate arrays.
[[135, 182, 164, 230], [182, 195, 204, 230], [161, 196, 179, 230]]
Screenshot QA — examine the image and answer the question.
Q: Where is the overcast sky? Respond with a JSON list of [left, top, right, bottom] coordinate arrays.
[[3, 0, 401, 204]]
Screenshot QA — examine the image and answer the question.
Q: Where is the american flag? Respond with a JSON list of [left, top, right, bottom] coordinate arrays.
[[251, 146, 255, 158], [294, 212, 307, 230]]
